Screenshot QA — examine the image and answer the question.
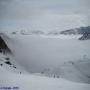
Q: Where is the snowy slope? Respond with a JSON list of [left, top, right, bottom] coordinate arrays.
[[0, 66, 90, 90], [0, 53, 28, 74], [0, 33, 28, 74]]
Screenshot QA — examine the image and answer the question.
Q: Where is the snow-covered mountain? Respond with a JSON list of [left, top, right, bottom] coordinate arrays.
[[60, 26, 90, 35], [11, 26, 90, 40], [0, 31, 90, 90], [60, 26, 90, 40]]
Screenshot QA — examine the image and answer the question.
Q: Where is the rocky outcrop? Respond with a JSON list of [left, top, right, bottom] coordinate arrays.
[[0, 34, 11, 54], [79, 34, 90, 40]]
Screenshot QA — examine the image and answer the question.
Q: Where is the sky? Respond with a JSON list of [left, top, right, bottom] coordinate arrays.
[[0, 0, 90, 31]]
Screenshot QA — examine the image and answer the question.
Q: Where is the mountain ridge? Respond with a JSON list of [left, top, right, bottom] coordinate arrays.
[[60, 26, 90, 40]]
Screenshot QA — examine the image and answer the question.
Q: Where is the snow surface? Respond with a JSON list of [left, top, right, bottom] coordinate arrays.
[[0, 66, 90, 90]]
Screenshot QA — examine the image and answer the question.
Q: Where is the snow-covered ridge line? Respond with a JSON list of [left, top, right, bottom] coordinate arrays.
[[11, 26, 90, 40]]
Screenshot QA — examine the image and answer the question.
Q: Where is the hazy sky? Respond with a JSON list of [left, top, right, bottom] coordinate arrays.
[[0, 0, 90, 31]]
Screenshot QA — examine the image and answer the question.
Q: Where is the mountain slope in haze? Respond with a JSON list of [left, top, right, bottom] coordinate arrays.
[[79, 33, 90, 40], [60, 26, 90, 40], [0, 31, 90, 90], [11, 26, 90, 40], [5, 32, 90, 84], [0, 33, 12, 54], [60, 26, 90, 35], [39, 56, 90, 84], [0, 32, 28, 74]]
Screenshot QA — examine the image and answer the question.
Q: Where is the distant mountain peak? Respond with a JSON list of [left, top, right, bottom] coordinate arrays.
[[60, 26, 90, 40]]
